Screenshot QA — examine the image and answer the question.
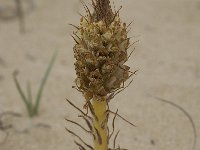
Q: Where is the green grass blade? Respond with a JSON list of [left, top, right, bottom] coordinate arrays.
[[33, 50, 58, 114], [13, 72, 32, 115], [27, 81, 33, 110]]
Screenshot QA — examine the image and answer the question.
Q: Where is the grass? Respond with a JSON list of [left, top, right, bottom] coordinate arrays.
[[13, 51, 58, 117]]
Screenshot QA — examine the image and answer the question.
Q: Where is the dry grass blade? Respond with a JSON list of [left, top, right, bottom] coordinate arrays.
[[127, 40, 139, 49], [65, 118, 92, 134], [108, 110, 136, 127], [107, 126, 110, 141], [71, 34, 79, 44], [127, 48, 136, 60], [65, 127, 94, 150], [107, 79, 135, 102], [66, 98, 86, 116], [109, 109, 118, 139], [126, 20, 134, 30], [74, 140, 87, 150], [69, 23, 80, 30], [113, 130, 120, 149], [73, 32, 81, 41], [149, 94, 197, 150], [111, 79, 134, 100], [78, 115, 93, 131]]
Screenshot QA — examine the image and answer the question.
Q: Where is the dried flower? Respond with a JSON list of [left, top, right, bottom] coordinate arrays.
[[74, 0, 130, 101]]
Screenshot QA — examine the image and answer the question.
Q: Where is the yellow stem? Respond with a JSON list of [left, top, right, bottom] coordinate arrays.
[[92, 97, 108, 150]]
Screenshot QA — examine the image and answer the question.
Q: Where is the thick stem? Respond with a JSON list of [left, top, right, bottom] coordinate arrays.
[[92, 97, 108, 150]]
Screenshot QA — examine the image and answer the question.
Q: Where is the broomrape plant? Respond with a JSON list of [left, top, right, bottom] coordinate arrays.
[[66, 0, 137, 150], [13, 51, 57, 117]]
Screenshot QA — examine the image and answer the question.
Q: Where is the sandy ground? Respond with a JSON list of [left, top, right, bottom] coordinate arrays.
[[0, 0, 200, 150]]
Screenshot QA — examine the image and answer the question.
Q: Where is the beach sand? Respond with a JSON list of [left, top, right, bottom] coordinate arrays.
[[0, 0, 200, 150]]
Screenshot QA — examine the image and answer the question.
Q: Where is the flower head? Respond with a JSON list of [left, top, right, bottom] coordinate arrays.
[[73, 0, 131, 100]]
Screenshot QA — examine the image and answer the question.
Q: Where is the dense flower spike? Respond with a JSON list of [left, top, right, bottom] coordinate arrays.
[[73, 2, 130, 100]]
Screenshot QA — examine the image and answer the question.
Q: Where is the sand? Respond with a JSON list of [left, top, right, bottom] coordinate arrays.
[[0, 0, 200, 150]]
